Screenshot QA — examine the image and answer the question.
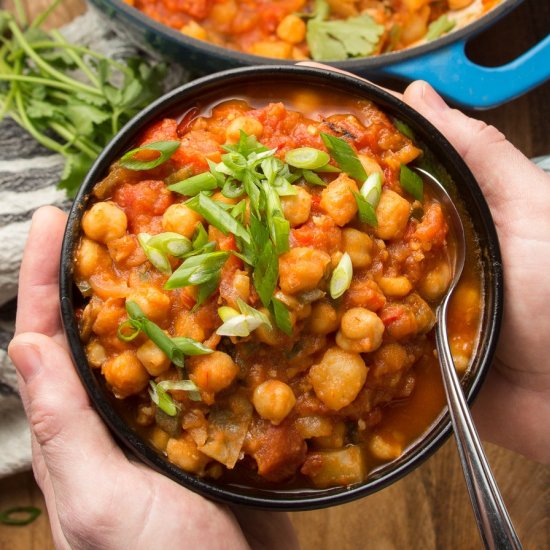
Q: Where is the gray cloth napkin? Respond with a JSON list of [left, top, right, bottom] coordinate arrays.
[[0, 6, 187, 478]]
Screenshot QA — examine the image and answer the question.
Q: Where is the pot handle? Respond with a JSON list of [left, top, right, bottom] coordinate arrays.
[[379, 34, 550, 109]]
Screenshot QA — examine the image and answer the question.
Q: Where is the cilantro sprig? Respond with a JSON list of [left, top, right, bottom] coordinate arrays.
[[0, 1, 167, 196], [305, 0, 384, 61]]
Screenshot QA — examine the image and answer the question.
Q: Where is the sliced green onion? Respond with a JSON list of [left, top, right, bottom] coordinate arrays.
[[192, 223, 209, 250], [302, 170, 327, 187], [425, 14, 456, 41], [119, 140, 181, 171], [149, 381, 178, 416], [315, 163, 341, 173], [218, 306, 240, 322], [147, 232, 193, 257], [330, 253, 353, 299], [360, 172, 382, 206], [285, 147, 330, 170], [320, 133, 367, 183], [186, 193, 250, 244], [117, 319, 142, 342], [164, 251, 229, 290], [0, 506, 41, 526], [222, 178, 245, 198], [137, 233, 172, 274], [168, 172, 218, 196], [171, 337, 213, 355], [272, 297, 292, 336], [400, 164, 424, 201], [216, 298, 271, 337], [157, 380, 199, 391], [354, 192, 378, 227], [253, 239, 279, 308], [392, 117, 415, 140]]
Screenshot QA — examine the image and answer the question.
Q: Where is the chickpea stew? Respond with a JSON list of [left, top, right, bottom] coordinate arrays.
[[124, 0, 501, 61], [74, 84, 483, 490]]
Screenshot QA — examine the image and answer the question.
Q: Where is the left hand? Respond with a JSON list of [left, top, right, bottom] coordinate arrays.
[[9, 206, 298, 550]]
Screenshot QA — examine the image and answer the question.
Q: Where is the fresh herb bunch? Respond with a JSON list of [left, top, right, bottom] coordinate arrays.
[[0, 0, 166, 196]]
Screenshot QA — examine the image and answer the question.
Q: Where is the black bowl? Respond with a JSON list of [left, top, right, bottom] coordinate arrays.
[[60, 65, 503, 511]]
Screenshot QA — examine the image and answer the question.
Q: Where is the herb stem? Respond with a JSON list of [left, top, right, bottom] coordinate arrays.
[[50, 29, 101, 88], [7, 21, 103, 97], [30, 0, 63, 29], [14, 90, 68, 155], [11, 0, 28, 27], [49, 121, 101, 158], [0, 72, 94, 94]]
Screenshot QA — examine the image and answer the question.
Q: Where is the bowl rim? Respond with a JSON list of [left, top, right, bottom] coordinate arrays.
[[89, 0, 522, 71], [60, 65, 503, 510]]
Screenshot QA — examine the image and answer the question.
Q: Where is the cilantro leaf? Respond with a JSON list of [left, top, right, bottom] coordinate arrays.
[[307, 13, 384, 61], [425, 15, 456, 41]]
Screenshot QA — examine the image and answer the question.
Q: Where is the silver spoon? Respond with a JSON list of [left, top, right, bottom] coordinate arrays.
[[413, 167, 522, 550]]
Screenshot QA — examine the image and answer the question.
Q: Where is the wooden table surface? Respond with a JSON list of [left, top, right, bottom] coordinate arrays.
[[1, 1, 548, 549]]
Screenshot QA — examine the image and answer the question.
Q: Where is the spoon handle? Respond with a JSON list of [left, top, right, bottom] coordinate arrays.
[[436, 305, 522, 550]]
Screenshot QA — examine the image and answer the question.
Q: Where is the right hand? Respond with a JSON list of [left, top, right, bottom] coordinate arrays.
[[403, 81, 550, 464]]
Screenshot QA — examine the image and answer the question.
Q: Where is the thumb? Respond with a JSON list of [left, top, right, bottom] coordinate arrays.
[[402, 81, 547, 229], [8, 333, 125, 495]]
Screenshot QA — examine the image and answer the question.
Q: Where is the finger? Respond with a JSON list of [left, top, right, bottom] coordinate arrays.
[[8, 333, 125, 497], [15, 206, 68, 337], [295, 61, 402, 98], [402, 81, 548, 222]]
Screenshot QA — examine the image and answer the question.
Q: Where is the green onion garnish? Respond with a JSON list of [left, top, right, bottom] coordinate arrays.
[[149, 380, 179, 416], [302, 170, 327, 187], [354, 192, 378, 227], [137, 233, 172, 274], [320, 133, 367, 183], [170, 337, 213, 356], [148, 232, 193, 257], [0, 506, 41, 526], [216, 298, 271, 337], [168, 172, 218, 196], [158, 379, 201, 401], [218, 306, 240, 322], [285, 147, 330, 170], [164, 251, 230, 290], [330, 253, 353, 299], [119, 140, 181, 171], [272, 297, 292, 335], [400, 164, 424, 201], [361, 172, 382, 206], [186, 193, 250, 245]]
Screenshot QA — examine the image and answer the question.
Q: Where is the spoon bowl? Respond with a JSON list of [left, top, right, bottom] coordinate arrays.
[[413, 167, 522, 550]]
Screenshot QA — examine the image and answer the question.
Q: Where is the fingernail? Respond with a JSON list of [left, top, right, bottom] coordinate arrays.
[[421, 82, 448, 112], [8, 341, 42, 383]]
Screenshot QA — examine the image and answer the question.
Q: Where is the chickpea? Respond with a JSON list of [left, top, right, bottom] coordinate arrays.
[[190, 351, 239, 394], [136, 339, 171, 376], [378, 276, 413, 297], [418, 261, 452, 301], [226, 116, 264, 143], [320, 173, 359, 226], [175, 310, 205, 342], [86, 340, 106, 368], [126, 286, 171, 324], [336, 308, 385, 353], [370, 343, 409, 380], [102, 350, 149, 398], [162, 203, 203, 239], [82, 201, 127, 244], [180, 21, 208, 41], [374, 189, 411, 240], [255, 308, 283, 346], [342, 228, 373, 268], [278, 247, 330, 294], [166, 434, 210, 475], [358, 154, 384, 179], [92, 298, 126, 336], [232, 270, 251, 304], [307, 301, 339, 334], [369, 433, 403, 461], [252, 380, 296, 425], [449, 0, 474, 9], [249, 40, 293, 59], [276, 14, 306, 44], [309, 347, 368, 410], [209, 0, 237, 26], [75, 237, 110, 279], [405, 293, 435, 333], [295, 415, 333, 439], [281, 187, 312, 227]]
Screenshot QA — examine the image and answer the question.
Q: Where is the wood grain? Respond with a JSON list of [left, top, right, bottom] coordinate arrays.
[[1, 0, 548, 548]]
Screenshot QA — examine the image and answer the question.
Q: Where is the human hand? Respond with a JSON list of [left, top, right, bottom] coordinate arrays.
[[401, 82, 550, 464], [8, 206, 298, 550]]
